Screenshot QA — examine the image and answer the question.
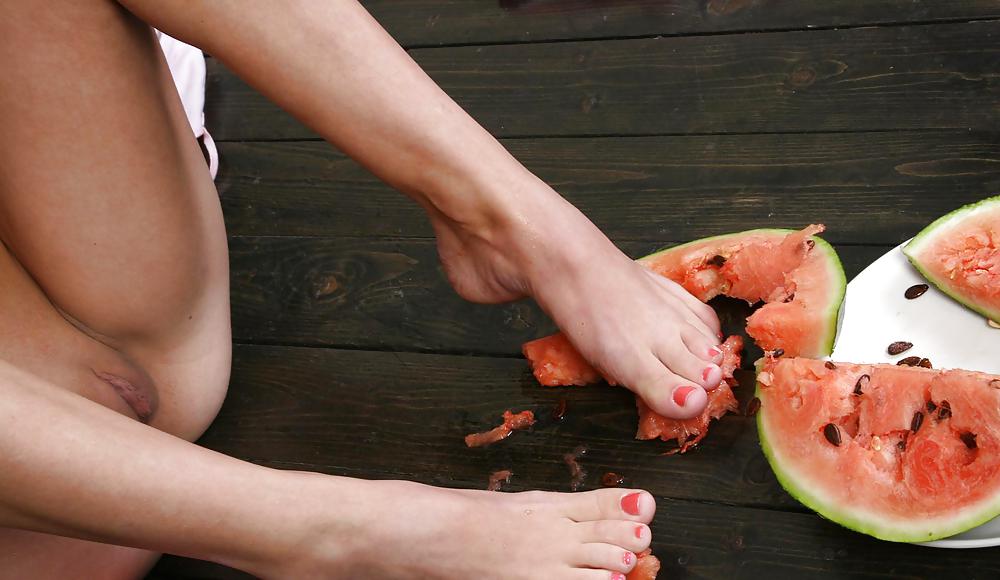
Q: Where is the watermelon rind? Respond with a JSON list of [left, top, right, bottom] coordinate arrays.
[[903, 195, 1000, 322], [756, 373, 1000, 542], [641, 228, 846, 357]]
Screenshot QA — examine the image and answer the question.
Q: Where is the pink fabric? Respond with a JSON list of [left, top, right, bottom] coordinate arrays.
[[156, 31, 218, 179]]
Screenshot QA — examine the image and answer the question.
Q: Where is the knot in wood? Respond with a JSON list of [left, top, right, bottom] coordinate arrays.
[[789, 65, 817, 87]]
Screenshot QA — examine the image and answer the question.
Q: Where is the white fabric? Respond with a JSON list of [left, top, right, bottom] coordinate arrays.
[[156, 31, 218, 180]]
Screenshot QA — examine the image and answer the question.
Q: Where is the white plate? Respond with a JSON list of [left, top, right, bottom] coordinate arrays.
[[831, 241, 1000, 548]]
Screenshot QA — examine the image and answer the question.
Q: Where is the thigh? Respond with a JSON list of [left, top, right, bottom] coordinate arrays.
[[0, 0, 231, 439], [0, 2, 232, 576]]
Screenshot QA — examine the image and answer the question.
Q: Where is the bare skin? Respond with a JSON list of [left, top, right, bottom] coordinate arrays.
[[0, 0, 717, 577], [128, 0, 725, 418]]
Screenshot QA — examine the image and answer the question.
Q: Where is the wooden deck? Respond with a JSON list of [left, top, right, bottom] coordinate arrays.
[[150, 2, 1000, 578]]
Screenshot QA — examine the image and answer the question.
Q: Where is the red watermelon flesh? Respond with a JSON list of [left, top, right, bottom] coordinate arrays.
[[636, 336, 743, 451], [757, 357, 1000, 541], [626, 549, 661, 580], [904, 195, 1000, 322]]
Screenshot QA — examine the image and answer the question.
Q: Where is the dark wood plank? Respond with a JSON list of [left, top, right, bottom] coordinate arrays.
[[198, 345, 786, 507], [218, 132, 1000, 240], [363, 0, 1000, 47], [150, 343, 1000, 579], [206, 21, 1000, 140], [230, 238, 887, 352]]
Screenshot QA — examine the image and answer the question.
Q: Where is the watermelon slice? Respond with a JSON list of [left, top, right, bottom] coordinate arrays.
[[522, 226, 846, 450], [903, 195, 1000, 323], [756, 356, 1000, 541]]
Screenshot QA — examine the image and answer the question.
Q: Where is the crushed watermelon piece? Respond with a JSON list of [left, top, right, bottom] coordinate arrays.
[[626, 549, 661, 580], [637, 336, 743, 452], [522, 333, 604, 386], [464, 410, 535, 448]]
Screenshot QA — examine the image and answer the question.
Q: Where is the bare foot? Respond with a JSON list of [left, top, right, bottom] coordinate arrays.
[[431, 179, 722, 419], [271, 478, 655, 579]]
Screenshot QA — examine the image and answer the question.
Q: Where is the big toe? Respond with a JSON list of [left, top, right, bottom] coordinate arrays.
[[632, 360, 709, 419], [557, 488, 656, 524]]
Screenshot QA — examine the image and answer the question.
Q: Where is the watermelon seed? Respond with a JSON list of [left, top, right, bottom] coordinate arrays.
[[990, 379, 1000, 390], [772, 349, 785, 358], [823, 423, 842, 446], [887, 341, 913, 355], [938, 401, 952, 420], [905, 284, 929, 299], [783, 293, 795, 303], [853, 374, 870, 396], [706, 254, 727, 267], [746, 397, 761, 417], [806, 240, 815, 250], [551, 398, 567, 421], [871, 435, 882, 451], [961, 432, 978, 449], [825, 361, 837, 370], [918, 358, 932, 369], [897, 356, 922, 367], [927, 401, 937, 413], [897, 440, 906, 452], [911, 411, 924, 433], [601, 472, 625, 487]]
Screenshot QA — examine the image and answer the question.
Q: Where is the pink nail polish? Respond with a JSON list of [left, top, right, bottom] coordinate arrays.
[[708, 346, 722, 358], [623, 551, 635, 566], [702, 366, 715, 381], [635, 525, 645, 539], [621, 492, 642, 515], [673, 386, 696, 406], [611, 573, 626, 580]]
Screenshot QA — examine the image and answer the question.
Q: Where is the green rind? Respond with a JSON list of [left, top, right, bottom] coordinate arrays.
[[903, 194, 1000, 322], [756, 376, 1000, 542], [641, 228, 847, 357]]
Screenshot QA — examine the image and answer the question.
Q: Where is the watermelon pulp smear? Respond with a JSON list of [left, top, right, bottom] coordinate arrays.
[[904, 195, 1000, 322], [757, 357, 1000, 541], [522, 226, 846, 450]]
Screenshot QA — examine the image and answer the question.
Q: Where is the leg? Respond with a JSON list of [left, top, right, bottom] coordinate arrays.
[[0, 0, 231, 440], [120, 0, 724, 419], [0, 3, 655, 578], [0, 0, 231, 576]]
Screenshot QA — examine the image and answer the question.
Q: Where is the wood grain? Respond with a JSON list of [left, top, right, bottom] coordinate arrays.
[[362, 0, 1000, 46], [217, 132, 1000, 240], [206, 21, 1000, 140], [229, 238, 888, 353]]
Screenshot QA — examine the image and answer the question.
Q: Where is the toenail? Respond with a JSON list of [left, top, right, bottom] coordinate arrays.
[[702, 366, 716, 381], [708, 346, 722, 358], [623, 551, 634, 566], [635, 524, 645, 539], [621, 492, 642, 515], [672, 386, 696, 407], [611, 573, 626, 580]]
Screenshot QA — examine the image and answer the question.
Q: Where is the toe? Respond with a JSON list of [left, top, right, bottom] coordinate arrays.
[[634, 367, 709, 419], [575, 520, 651, 554], [655, 334, 723, 391], [558, 489, 656, 524], [683, 326, 725, 365], [644, 269, 721, 337], [575, 543, 636, 574], [627, 351, 708, 419], [571, 570, 628, 580]]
